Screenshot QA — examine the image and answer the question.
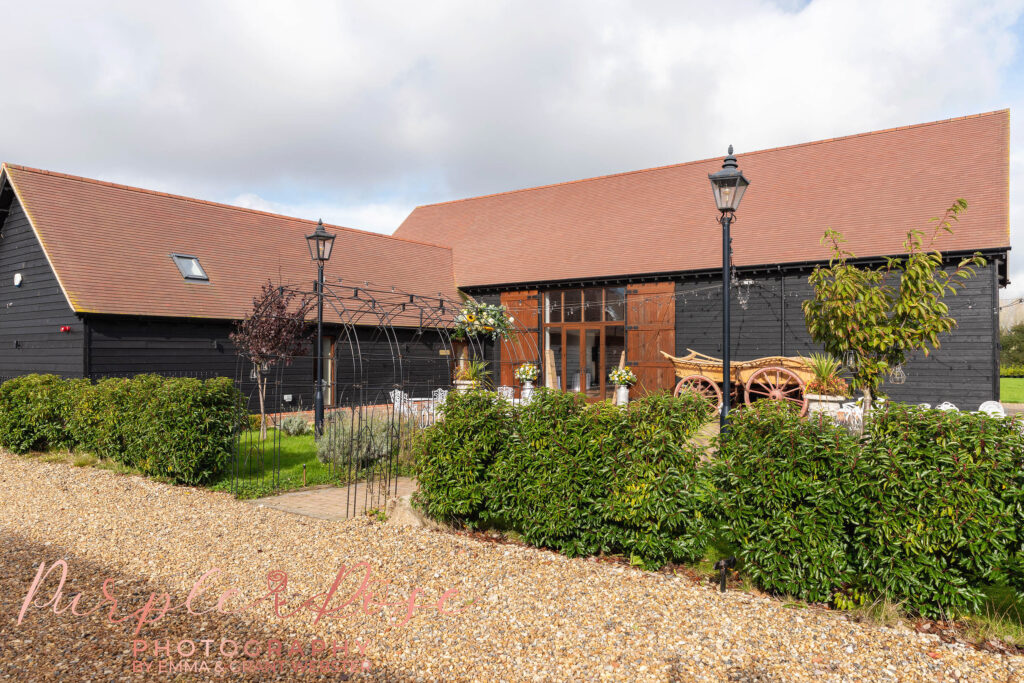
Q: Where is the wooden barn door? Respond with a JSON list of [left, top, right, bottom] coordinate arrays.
[[499, 290, 540, 396], [626, 282, 676, 396]]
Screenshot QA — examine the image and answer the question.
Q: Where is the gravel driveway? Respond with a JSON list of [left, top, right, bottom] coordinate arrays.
[[0, 452, 1020, 681]]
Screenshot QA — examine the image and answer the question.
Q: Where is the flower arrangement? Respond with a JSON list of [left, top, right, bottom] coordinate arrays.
[[514, 363, 539, 384], [452, 300, 515, 341], [608, 366, 637, 386]]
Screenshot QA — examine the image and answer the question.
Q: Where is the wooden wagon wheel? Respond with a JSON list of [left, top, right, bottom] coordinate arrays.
[[674, 375, 723, 411], [744, 366, 808, 416]]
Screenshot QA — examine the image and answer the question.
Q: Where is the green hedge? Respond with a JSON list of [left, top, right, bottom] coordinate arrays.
[[711, 402, 861, 603], [415, 389, 715, 569], [1001, 364, 1024, 378], [0, 374, 244, 485], [712, 401, 1024, 617]]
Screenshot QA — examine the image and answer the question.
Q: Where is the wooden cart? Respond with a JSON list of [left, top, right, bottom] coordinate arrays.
[[660, 349, 813, 416]]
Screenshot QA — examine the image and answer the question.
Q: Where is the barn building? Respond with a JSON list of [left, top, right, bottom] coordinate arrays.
[[0, 110, 1011, 408]]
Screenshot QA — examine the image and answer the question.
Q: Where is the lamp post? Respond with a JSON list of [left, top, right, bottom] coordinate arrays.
[[708, 146, 750, 430], [306, 219, 336, 436]]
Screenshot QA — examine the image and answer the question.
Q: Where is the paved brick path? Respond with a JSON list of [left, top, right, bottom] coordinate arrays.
[[249, 477, 418, 520]]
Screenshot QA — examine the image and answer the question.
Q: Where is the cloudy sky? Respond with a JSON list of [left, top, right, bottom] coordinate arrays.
[[2, 1, 1023, 290]]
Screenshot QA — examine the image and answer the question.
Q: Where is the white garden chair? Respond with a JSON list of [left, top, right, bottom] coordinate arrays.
[[840, 402, 863, 431], [937, 402, 959, 412], [918, 403, 931, 409], [978, 401, 1006, 417], [427, 388, 449, 423], [389, 389, 413, 417], [496, 385, 515, 401]]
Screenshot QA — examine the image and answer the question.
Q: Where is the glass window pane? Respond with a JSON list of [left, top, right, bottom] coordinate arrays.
[[605, 287, 626, 322], [545, 327, 562, 390], [565, 329, 581, 391], [563, 290, 582, 322], [583, 288, 603, 322], [546, 291, 561, 324], [584, 329, 600, 398], [604, 326, 625, 399]]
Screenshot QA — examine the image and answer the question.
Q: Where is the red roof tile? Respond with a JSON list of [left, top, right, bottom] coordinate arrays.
[[3, 164, 460, 321], [395, 110, 1011, 287]]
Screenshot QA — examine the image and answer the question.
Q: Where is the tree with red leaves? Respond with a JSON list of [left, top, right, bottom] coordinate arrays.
[[231, 281, 314, 439]]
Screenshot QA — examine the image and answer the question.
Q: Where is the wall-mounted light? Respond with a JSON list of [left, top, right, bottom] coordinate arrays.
[[13, 273, 22, 287]]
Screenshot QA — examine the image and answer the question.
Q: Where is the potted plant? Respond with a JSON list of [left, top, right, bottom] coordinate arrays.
[[454, 359, 491, 393], [804, 353, 849, 416], [514, 362, 539, 401], [608, 366, 637, 406], [452, 300, 515, 341]]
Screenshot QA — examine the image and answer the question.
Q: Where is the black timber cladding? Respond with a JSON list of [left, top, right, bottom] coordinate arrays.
[[86, 315, 453, 411], [0, 193, 83, 377], [465, 254, 1005, 408], [675, 262, 1001, 407]]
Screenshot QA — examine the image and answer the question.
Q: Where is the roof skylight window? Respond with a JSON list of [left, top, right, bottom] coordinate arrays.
[[170, 254, 209, 281]]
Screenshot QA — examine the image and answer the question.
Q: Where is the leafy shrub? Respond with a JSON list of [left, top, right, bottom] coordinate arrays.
[[318, 411, 418, 468], [712, 401, 1024, 618], [280, 415, 310, 436], [853, 405, 1024, 617], [0, 375, 89, 453], [711, 401, 861, 603], [1000, 364, 1024, 378], [414, 390, 511, 522], [416, 389, 715, 569], [0, 374, 244, 485], [491, 391, 715, 568], [247, 413, 263, 431]]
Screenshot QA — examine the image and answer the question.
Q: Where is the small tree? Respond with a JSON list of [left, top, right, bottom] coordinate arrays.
[[231, 281, 314, 439], [1000, 322, 1024, 367], [802, 199, 985, 413]]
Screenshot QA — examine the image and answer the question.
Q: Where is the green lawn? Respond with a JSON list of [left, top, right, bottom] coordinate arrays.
[[207, 429, 337, 499], [1001, 378, 1024, 403]]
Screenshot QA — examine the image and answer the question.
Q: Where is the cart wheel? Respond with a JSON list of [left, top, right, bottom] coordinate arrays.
[[744, 366, 808, 416], [674, 375, 723, 411]]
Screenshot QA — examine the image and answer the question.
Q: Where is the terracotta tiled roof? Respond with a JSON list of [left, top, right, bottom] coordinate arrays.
[[395, 110, 1011, 288], [3, 164, 460, 321]]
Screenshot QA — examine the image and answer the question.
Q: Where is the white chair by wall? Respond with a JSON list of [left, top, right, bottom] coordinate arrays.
[[496, 385, 515, 401], [429, 388, 449, 423], [937, 402, 959, 412], [978, 401, 1006, 417], [389, 389, 413, 417], [917, 403, 932, 409]]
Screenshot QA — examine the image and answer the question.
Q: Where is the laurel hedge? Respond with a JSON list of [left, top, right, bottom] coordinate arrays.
[[415, 389, 715, 569], [419, 392, 1024, 617], [712, 401, 1024, 617], [0, 373, 245, 484]]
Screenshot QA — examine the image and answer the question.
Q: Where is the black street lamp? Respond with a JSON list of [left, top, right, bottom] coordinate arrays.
[[708, 145, 749, 430], [306, 218, 336, 436]]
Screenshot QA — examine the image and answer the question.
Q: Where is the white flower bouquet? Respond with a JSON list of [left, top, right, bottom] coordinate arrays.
[[608, 366, 637, 386], [514, 363, 539, 384]]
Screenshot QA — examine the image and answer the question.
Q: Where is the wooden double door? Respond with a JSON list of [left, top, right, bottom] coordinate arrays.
[[545, 324, 626, 401]]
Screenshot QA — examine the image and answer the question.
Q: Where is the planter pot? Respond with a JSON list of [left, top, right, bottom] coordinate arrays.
[[615, 384, 630, 406], [454, 379, 476, 394], [521, 380, 535, 402], [806, 393, 847, 416]]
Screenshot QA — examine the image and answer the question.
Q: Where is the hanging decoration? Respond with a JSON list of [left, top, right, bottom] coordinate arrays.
[[843, 349, 858, 371], [452, 300, 515, 341], [889, 363, 906, 385], [737, 279, 754, 310]]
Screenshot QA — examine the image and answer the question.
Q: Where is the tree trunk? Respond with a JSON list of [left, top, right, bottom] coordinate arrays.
[[861, 387, 873, 420], [257, 373, 268, 441]]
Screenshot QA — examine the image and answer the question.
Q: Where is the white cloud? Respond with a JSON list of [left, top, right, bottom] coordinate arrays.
[[228, 193, 413, 235], [0, 0, 1020, 255]]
